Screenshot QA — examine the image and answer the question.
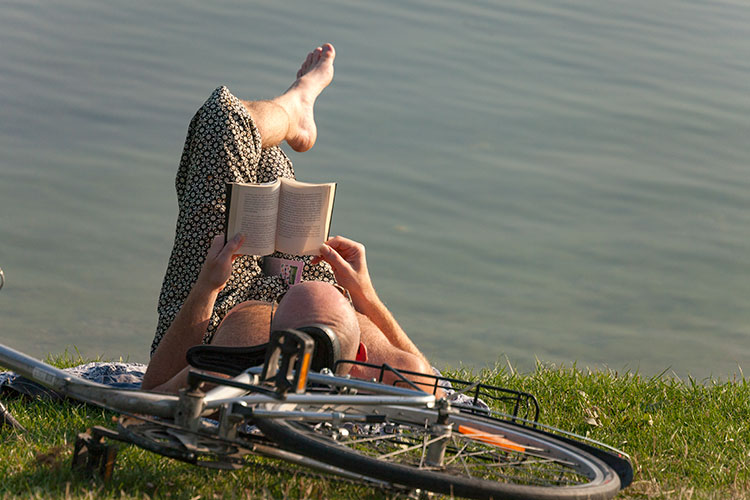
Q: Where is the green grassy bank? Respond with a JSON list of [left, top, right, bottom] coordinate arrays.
[[1, 354, 748, 499]]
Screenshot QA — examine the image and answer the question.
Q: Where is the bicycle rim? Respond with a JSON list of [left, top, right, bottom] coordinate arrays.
[[255, 405, 621, 500]]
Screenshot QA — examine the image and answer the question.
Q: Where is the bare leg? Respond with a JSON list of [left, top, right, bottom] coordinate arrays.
[[243, 43, 335, 152]]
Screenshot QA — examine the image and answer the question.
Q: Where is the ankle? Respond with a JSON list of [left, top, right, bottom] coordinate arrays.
[[270, 95, 297, 141]]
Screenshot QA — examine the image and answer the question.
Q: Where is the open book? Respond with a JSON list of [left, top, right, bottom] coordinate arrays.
[[224, 178, 336, 256]]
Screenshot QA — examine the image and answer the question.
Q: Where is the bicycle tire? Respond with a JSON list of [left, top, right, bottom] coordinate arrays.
[[254, 405, 621, 500]]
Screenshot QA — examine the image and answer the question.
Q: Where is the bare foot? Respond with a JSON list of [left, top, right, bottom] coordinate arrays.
[[275, 43, 335, 152]]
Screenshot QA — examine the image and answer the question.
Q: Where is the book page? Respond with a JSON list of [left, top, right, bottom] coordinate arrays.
[[226, 180, 280, 255], [275, 178, 336, 255]]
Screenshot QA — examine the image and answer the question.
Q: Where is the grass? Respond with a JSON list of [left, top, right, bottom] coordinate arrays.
[[1, 354, 749, 499], [466, 363, 750, 500]]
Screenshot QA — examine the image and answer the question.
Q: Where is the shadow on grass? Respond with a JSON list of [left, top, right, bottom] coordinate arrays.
[[4, 430, 399, 500]]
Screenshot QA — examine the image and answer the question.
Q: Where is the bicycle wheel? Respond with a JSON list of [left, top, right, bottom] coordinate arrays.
[[254, 405, 621, 500]]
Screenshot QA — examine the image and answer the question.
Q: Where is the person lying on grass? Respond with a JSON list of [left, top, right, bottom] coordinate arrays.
[[142, 43, 432, 393]]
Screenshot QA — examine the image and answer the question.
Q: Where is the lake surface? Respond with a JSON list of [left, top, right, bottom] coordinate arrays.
[[1, 0, 749, 378]]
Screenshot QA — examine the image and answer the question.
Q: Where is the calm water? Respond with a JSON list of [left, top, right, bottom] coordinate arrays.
[[1, 0, 749, 378]]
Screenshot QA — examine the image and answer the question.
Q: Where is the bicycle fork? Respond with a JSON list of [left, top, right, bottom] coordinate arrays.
[[424, 399, 454, 468]]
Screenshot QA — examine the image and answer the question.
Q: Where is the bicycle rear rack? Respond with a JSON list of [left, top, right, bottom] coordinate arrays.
[[333, 360, 540, 423]]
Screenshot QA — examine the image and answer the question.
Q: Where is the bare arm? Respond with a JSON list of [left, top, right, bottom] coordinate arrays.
[[313, 236, 429, 367], [142, 234, 244, 391]]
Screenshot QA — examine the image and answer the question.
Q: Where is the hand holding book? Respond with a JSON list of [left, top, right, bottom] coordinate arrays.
[[312, 236, 376, 313]]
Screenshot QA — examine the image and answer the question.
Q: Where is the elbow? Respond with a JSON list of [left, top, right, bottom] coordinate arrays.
[[385, 351, 434, 392]]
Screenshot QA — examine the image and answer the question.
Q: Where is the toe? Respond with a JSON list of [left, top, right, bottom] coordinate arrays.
[[320, 43, 335, 62], [298, 52, 313, 77]]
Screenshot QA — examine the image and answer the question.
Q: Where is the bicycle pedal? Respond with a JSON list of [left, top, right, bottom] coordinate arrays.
[[72, 427, 118, 481], [261, 329, 315, 396]]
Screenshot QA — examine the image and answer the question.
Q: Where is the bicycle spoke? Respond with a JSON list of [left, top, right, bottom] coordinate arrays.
[[332, 425, 590, 487], [452, 435, 474, 478], [378, 434, 447, 461], [329, 423, 589, 486], [253, 402, 624, 499], [442, 436, 471, 467]]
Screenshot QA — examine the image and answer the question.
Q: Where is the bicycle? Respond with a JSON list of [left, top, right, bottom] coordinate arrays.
[[0, 326, 633, 499]]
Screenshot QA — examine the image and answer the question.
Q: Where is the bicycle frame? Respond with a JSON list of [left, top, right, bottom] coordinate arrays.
[[0, 340, 439, 488], [0, 343, 435, 421]]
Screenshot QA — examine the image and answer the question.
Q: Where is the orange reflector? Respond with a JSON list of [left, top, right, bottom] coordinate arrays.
[[458, 425, 526, 453], [296, 352, 312, 393]]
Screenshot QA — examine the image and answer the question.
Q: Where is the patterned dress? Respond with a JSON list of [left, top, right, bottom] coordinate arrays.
[[151, 86, 335, 356]]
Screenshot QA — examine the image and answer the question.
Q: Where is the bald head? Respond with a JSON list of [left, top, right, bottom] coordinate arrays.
[[270, 281, 360, 365]]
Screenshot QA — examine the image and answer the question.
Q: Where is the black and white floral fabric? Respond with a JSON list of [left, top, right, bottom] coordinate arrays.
[[152, 86, 335, 355], [0, 362, 147, 400]]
